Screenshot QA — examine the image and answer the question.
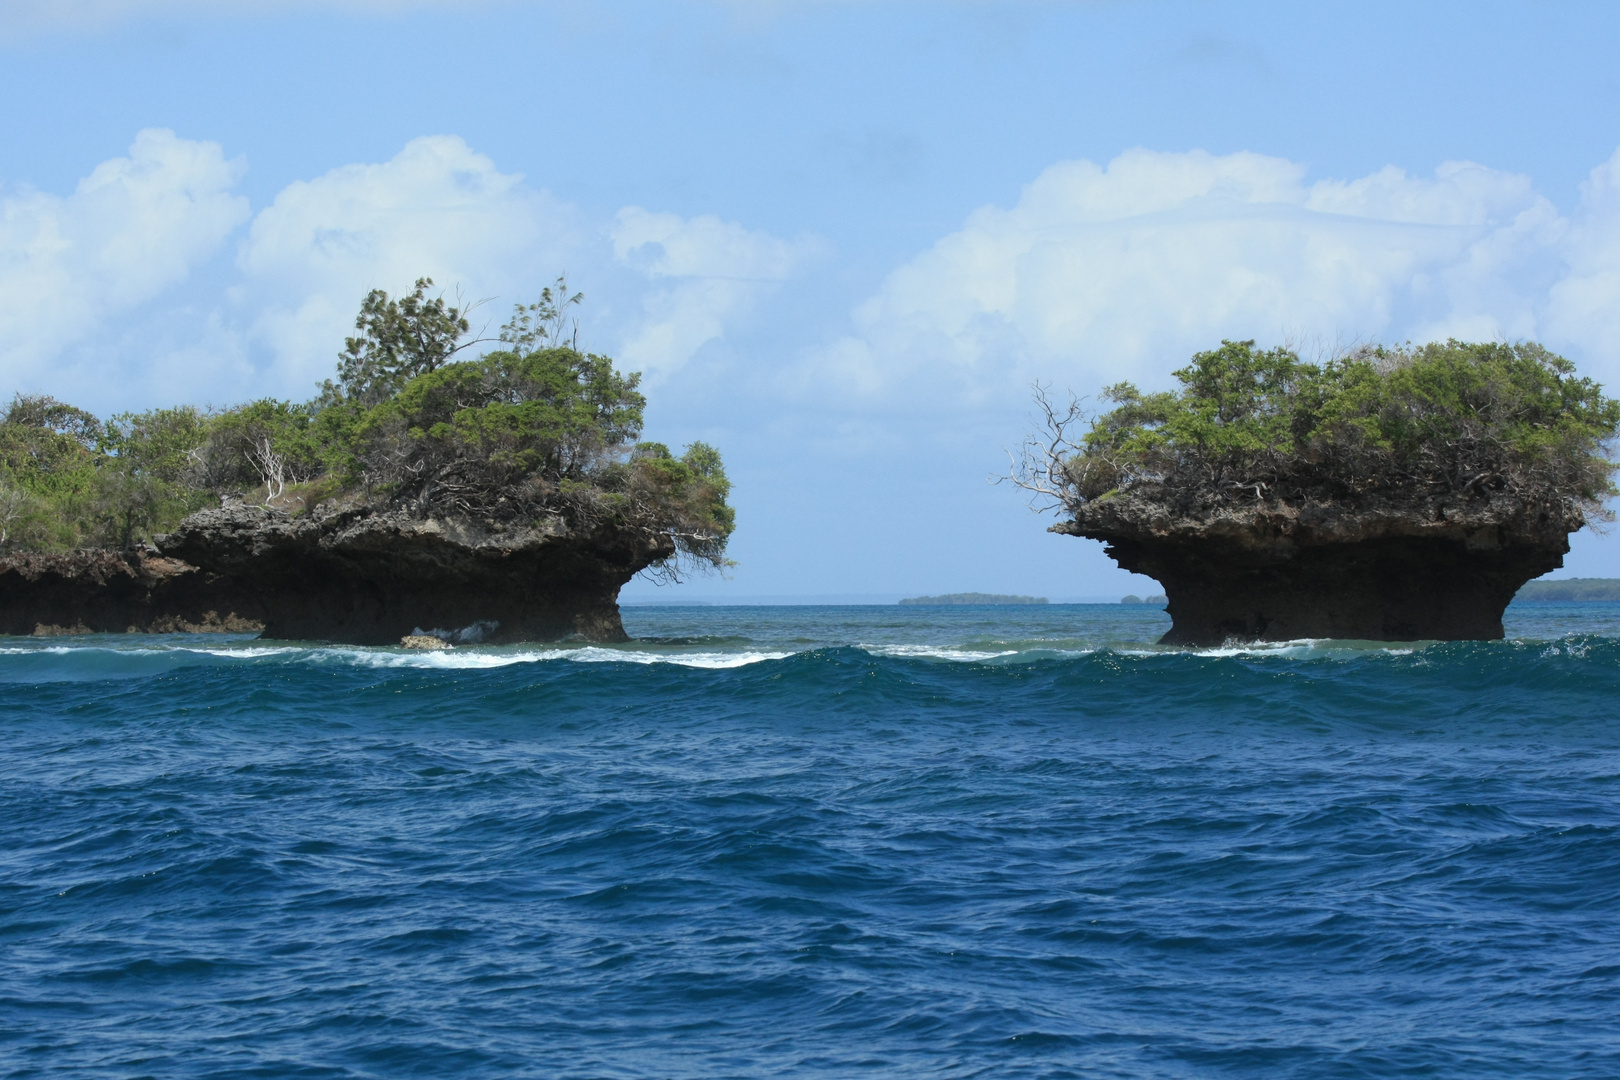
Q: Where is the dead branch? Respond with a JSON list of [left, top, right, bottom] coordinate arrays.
[[998, 381, 1090, 515], [245, 437, 287, 506]]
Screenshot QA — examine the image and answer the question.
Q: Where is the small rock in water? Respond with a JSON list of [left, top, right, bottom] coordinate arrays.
[[400, 634, 448, 650]]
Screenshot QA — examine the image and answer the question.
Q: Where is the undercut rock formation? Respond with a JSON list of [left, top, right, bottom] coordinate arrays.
[[0, 504, 670, 644], [1021, 340, 1618, 646], [1059, 492, 1575, 645]]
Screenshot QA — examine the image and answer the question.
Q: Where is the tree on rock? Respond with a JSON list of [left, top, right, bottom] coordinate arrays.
[[1016, 340, 1620, 644], [0, 276, 736, 623], [322, 278, 481, 408]]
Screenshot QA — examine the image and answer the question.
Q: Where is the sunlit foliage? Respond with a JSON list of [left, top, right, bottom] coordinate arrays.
[[1021, 339, 1620, 519], [0, 280, 734, 572]]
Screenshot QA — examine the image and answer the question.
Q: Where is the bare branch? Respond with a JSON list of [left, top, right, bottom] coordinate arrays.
[[997, 381, 1090, 515], [245, 437, 287, 506]]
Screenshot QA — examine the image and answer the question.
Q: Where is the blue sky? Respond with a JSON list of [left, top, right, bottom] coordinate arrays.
[[4, 0, 1620, 599]]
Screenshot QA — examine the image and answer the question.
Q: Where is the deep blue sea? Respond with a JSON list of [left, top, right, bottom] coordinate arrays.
[[3, 602, 1620, 1079]]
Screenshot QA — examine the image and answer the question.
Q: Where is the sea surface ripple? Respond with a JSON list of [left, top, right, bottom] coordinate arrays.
[[2, 603, 1618, 1078]]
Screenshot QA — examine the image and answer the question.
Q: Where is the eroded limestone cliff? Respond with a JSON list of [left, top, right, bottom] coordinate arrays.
[[0, 504, 672, 643], [1060, 491, 1576, 645]]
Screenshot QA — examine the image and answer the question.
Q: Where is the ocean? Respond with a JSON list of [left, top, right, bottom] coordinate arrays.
[[2, 602, 1618, 1078]]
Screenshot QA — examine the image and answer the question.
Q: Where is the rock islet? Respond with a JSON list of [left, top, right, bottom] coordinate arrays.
[[1060, 489, 1575, 644], [0, 502, 671, 645]]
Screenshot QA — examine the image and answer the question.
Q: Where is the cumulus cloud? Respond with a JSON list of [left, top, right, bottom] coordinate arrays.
[[1546, 147, 1620, 365], [0, 128, 249, 392], [820, 147, 1604, 409], [14, 132, 1620, 429], [238, 134, 584, 392], [0, 130, 807, 410], [610, 207, 822, 379]]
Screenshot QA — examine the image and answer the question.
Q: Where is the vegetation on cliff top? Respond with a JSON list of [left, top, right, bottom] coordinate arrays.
[[0, 277, 733, 574], [1017, 339, 1620, 522]]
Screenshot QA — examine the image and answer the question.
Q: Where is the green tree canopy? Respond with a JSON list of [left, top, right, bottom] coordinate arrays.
[[1036, 339, 1620, 517], [321, 277, 479, 407], [355, 346, 646, 489], [0, 276, 734, 571], [497, 275, 584, 354]]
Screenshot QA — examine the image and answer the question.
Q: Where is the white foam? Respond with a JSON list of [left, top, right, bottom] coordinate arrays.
[[609, 649, 796, 669], [1187, 638, 1326, 658], [318, 648, 572, 669], [192, 646, 306, 659], [861, 644, 1022, 662], [1540, 642, 1591, 658], [307, 645, 796, 670], [0, 643, 290, 659], [0, 635, 1433, 669], [0, 639, 797, 670], [1171, 638, 1420, 659], [2, 644, 172, 657]]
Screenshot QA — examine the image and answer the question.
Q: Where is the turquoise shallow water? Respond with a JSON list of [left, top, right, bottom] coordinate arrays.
[[2, 602, 1618, 1078]]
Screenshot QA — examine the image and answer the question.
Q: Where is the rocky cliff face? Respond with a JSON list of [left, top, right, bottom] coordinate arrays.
[[1059, 492, 1577, 645], [0, 504, 672, 643]]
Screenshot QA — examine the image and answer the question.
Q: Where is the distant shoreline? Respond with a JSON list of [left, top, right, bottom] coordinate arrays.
[[899, 593, 1049, 606], [1514, 578, 1620, 602], [621, 579, 1620, 608]]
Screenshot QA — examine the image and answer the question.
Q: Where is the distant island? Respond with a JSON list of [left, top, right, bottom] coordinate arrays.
[[1014, 339, 1620, 644], [1515, 578, 1620, 602], [1120, 594, 1168, 605], [899, 593, 1049, 606]]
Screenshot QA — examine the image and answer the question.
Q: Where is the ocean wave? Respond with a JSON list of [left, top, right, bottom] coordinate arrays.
[[860, 643, 1027, 662], [6, 612, 1620, 1079], [0, 638, 801, 680], [8, 602, 1620, 1080], [315, 645, 797, 670], [1186, 638, 1418, 658], [1, 627, 1618, 686]]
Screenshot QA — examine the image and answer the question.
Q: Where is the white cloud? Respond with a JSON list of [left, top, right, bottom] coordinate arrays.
[[1546, 147, 1620, 365], [820, 147, 1601, 409], [0, 131, 804, 410], [0, 128, 248, 392], [237, 134, 585, 393], [610, 207, 821, 378], [15, 133, 1620, 430]]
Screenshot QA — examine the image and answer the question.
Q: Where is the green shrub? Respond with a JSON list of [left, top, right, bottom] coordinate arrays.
[[1060, 340, 1620, 514], [319, 278, 476, 407], [0, 395, 107, 550], [353, 346, 645, 491], [0, 279, 735, 572]]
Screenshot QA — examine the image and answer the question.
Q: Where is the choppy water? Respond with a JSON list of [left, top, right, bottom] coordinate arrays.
[[3, 602, 1619, 1078]]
